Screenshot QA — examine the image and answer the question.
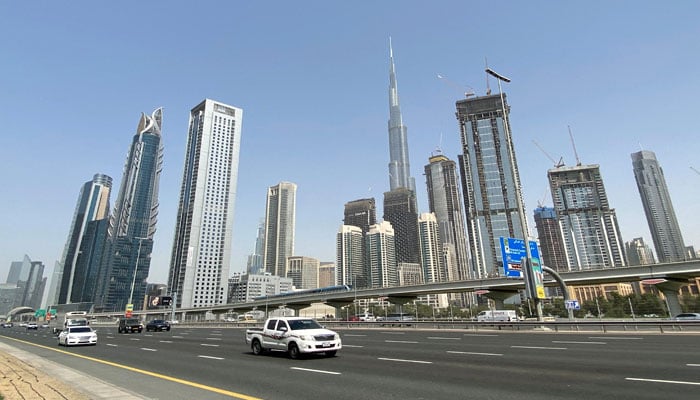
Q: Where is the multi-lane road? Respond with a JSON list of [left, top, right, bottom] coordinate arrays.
[[1, 325, 699, 399]]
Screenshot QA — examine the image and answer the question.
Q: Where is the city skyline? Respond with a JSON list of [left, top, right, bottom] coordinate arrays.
[[2, 2, 700, 287]]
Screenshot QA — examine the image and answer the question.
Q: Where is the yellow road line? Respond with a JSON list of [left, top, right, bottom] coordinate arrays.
[[2, 336, 262, 400]]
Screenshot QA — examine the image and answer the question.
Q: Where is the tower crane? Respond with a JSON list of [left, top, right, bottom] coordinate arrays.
[[437, 74, 475, 98], [532, 140, 565, 168], [691, 166, 700, 176]]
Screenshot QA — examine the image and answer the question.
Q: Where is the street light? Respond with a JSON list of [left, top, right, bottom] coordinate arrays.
[[128, 237, 148, 306]]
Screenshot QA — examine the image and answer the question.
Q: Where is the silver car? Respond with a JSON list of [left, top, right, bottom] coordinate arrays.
[[673, 313, 700, 321]]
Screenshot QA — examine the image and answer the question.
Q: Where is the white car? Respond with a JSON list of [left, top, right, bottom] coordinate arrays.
[[58, 326, 97, 346]]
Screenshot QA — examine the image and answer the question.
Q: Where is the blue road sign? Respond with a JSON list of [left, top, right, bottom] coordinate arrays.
[[565, 300, 581, 310], [500, 237, 541, 278]]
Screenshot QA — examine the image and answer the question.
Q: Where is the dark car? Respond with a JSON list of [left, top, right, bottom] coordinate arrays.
[[117, 318, 143, 333], [145, 319, 170, 332]]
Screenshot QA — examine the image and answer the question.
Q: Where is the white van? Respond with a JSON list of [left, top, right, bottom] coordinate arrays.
[[476, 310, 518, 322]]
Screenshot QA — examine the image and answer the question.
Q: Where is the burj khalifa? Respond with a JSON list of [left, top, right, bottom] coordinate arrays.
[[387, 38, 415, 192]]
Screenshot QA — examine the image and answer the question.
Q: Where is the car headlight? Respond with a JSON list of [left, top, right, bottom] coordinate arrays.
[[299, 335, 312, 340]]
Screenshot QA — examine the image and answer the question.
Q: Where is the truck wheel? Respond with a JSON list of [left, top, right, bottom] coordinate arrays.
[[325, 350, 337, 357], [251, 339, 264, 355], [288, 343, 300, 359]]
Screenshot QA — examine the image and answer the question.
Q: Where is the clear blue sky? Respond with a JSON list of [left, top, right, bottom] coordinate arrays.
[[1, 1, 699, 286]]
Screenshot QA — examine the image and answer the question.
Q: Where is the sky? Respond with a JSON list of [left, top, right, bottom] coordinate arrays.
[[1, 1, 699, 288]]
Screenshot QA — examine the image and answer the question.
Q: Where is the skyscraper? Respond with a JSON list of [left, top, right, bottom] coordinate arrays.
[[424, 152, 471, 280], [96, 108, 163, 312], [366, 221, 397, 288], [631, 150, 686, 262], [548, 164, 626, 270], [343, 198, 377, 234], [168, 99, 243, 309], [417, 212, 446, 283], [533, 206, 568, 272], [263, 182, 297, 277], [6, 255, 45, 310], [336, 225, 365, 287], [246, 220, 265, 275], [286, 256, 320, 290], [383, 188, 420, 265], [625, 237, 656, 266], [49, 173, 112, 306], [456, 94, 527, 278], [387, 39, 415, 192]]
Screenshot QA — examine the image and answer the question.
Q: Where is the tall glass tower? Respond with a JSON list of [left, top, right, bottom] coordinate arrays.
[[631, 150, 686, 262], [387, 39, 415, 192], [456, 94, 526, 278], [263, 182, 297, 278], [168, 99, 243, 308], [96, 108, 163, 312]]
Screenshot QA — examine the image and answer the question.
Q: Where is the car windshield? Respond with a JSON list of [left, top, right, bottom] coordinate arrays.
[[288, 319, 322, 330], [70, 327, 92, 333]]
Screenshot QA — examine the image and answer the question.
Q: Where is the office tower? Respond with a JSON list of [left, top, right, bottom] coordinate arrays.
[[168, 100, 243, 309], [318, 262, 336, 288], [456, 94, 527, 278], [247, 220, 265, 275], [336, 225, 365, 287], [548, 164, 626, 270], [383, 188, 420, 264], [263, 182, 297, 277], [533, 206, 568, 272], [387, 39, 415, 192], [6, 255, 45, 310], [96, 108, 163, 312], [424, 152, 471, 280], [417, 213, 446, 283], [366, 221, 397, 288], [286, 256, 320, 290], [343, 198, 377, 234], [50, 173, 112, 306], [228, 273, 294, 303], [631, 150, 687, 262], [625, 237, 656, 266]]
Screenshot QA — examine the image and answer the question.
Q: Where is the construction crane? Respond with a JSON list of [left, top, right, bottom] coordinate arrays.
[[532, 140, 565, 168], [437, 74, 475, 98], [691, 166, 700, 176], [568, 125, 581, 166]]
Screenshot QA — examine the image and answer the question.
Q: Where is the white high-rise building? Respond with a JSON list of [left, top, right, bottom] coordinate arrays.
[[168, 99, 243, 308], [263, 182, 297, 277], [366, 221, 397, 288], [336, 225, 364, 287]]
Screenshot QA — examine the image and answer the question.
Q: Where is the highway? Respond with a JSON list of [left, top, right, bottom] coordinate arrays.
[[1, 325, 699, 399]]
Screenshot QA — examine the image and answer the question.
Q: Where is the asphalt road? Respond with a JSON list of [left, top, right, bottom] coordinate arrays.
[[1, 325, 699, 400]]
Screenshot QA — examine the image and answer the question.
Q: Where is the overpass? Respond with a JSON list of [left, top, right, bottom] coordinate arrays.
[[103, 259, 700, 320]]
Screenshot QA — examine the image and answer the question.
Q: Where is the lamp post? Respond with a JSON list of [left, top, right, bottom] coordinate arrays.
[[128, 237, 148, 306], [485, 67, 543, 321]]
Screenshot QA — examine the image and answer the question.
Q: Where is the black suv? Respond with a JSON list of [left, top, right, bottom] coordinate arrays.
[[145, 319, 171, 332], [118, 318, 143, 333]]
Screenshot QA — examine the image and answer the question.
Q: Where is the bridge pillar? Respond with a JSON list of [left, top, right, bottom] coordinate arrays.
[[481, 290, 519, 309], [655, 279, 688, 317]]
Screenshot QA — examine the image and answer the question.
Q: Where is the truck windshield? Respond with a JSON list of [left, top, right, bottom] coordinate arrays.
[[288, 319, 322, 330]]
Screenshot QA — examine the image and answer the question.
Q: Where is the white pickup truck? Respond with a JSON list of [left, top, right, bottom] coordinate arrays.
[[245, 317, 341, 359]]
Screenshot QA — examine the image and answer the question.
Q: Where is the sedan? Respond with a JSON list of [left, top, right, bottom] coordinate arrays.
[[145, 319, 171, 332], [673, 313, 700, 321], [58, 326, 97, 346], [26, 322, 38, 330]]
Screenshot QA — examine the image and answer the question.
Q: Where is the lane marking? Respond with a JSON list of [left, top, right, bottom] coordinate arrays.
[[201, 344, 220, 347], [511, 345, 567, 350], [447, 351, 503, 356], [385, 340, 419, 344], [198, 355, 224, 360], [378, 357, 432, 364], [380, 332, 406, 335], [159, 340, 173, 343], [206, 338, 222, 341], [141, 348, 157, 352], [552, 340, 606, 345], [341, 344, 364, 348], [427, 337, 460, 340], [463, 334, 498, 337], [172, 336, 185, 338], [626, 377, 700, 386], [589, 336, 643, 340], [129, 338, 141, 341], [106, 344, 118, 347], [210, 333, 223, 336], [1, 336, 261, 399], [687, 364, 700, 367], [343, 334, 366, 337], [291, 367, 341, 375]]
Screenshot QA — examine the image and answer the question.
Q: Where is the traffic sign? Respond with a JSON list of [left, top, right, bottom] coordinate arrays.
[[499, 237, 541, 278], [565, 300, 580, 310]]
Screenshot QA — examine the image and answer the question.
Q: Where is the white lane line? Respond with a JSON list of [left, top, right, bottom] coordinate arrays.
[[511, 345, 567, 350], [198, 355, 224, 360], [291, 367, 341, 375], [343, 334, 367, 337], [552, 340, 606, 345], [687, 364, 700, 367], [106, 344, 118, 347], [447, 351, 503, 356], [106, 336, 115, 339], [626, 377, 700, 386], [378, 357, 432, 364], [464, 334, 498, 337], [381, 332, 406, 335], [159, 340, 173, 343], [589, 336, 643, 340], [201, 344, 220, 347], [130, 338, 141, 341], [141, 348, 157, 352], [172, 335, 184, 338], [342, 344, 364, 348], [385, 340, 419, 344], [210, 333, 222, 336], [428, 337, 460, 340], [206, 337, 222, 341]]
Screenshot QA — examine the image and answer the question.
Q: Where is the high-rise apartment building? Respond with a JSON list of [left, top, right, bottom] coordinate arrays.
[[168, 100, 242, 309], [424, 152, 471, 280], [366, 221, 397, 288], [263, 182, 297, 277], [417, 213, 446, 283], [387, 39, 415, 192], [336, 225, 365, 287], [548, 164, 626, 270], [456, 94, 527, 278], [49, 173, 112, 306], [625, 237, 656, 266], [533, 206, 568, 272], [631, 150, 687, 262], [383, 188, 420, 265], [96, 109, 163, 312]]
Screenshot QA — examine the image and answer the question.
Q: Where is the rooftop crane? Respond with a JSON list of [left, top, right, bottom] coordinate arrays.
[[437, 73, 475, 98], [532, 140, 565, 168], [691, 166, 700, 176], [568, 125, 581, 166]]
